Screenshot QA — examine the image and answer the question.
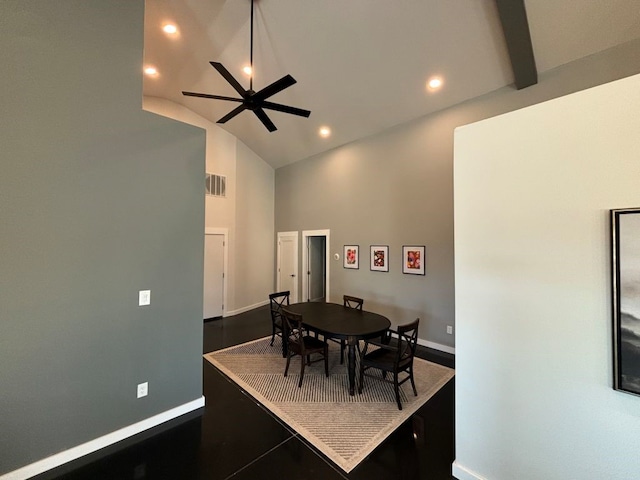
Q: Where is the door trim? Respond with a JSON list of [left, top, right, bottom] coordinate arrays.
[[277, 231, 299, 303], [205, 227, 228, 317], [302, 229, 331, 303]]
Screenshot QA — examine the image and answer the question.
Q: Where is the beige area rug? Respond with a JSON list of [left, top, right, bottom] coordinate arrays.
[[204, 337, 454, 473]]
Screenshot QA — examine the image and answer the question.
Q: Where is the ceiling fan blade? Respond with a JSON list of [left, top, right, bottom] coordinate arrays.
[[253, 108, 277, 132], [209, 62, 248, 98], [252, 75, 296, 102], [217, 104, 249, 124], [182, 91, 244, 102], [261, 101, 311, 118]]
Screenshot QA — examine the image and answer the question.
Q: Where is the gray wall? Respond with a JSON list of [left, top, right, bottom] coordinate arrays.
[[0, 1, 205, 474], [275, 37, 640, 349], [144, 97, 276, 315]]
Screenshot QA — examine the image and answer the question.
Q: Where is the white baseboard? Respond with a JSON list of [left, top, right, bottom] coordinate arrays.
[[225, 299, 269, 317], [452, 461, 487, 480], [417, 338, 455, 355], [1, 396, 205, 480]]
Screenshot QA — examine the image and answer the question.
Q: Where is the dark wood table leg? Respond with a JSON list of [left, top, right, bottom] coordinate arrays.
[[347, 336, 357, 396]]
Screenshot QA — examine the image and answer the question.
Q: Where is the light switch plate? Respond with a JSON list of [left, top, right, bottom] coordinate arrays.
[[137, 382, 148, 398], [138, 290, 151, 306]]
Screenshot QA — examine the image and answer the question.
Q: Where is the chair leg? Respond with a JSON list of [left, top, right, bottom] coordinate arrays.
[[324, 345, 329, 377], [270, 324, 276, 346], [394, 372, 402, 410], [409, 365, 417, 396], [298, 355, 306, 388], [284, 352, 292, 377], [358, 365, 365, 393]]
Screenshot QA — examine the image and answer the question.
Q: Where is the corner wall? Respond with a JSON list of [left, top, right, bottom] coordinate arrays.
[[453, 74, 640, 480], [143, 97, 275, 315], [0, 1, 204, 475]]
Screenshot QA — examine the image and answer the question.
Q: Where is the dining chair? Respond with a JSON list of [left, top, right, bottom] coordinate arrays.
[[358, 318, 419, 410], [269, 291, 290, 349], [332, 295, 364, 364], [282, 308, 329, 388]]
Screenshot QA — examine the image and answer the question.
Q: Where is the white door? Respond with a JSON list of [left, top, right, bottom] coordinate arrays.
[[277, 232, 298, 303], [204, 234, 224, 319]]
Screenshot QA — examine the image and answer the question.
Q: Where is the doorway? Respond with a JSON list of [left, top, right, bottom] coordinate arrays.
[[307, 236, 326, 301], [302, 229, 331, 303], [204, 228, 228, 320]]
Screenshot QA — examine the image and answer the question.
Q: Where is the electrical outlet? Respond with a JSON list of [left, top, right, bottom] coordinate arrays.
[[137, 382, 148, 398], [446, 325, 453, 335], [138, 290, 151, 306]]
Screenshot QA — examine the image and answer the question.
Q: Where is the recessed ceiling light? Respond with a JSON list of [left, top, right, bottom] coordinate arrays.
[[162, 24, 178, 34], [243, 65, 253, 76], [144, 66, 158, 76], [427, 77, 443, 91], [319, 126, 331, 138]]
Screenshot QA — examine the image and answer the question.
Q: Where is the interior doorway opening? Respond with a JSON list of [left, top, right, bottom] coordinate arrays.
[[302, 229, 330, 303]]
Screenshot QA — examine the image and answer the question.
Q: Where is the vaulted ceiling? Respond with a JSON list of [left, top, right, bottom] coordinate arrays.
[[143, 0, 640, 169]]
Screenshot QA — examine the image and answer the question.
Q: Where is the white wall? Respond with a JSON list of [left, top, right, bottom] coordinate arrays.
[[235, 142, 275, 310], [453, 74, 640, 480], [143, 97, 275, 314]]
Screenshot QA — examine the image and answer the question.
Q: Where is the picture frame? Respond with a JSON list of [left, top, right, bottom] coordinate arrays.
[[370, 245, 389, 272], [343, 245, 359, 269], [402, 245, 425, 275], [611, 208, 640, 396]]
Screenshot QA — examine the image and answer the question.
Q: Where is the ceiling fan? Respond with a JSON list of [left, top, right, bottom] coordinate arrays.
[[182, 0, 310, 132]]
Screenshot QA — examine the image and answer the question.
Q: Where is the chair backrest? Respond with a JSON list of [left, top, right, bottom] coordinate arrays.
[[281, 308, 304, 347], [395, 318, 419, 365], [269, 291, 290, 322], [343, 295, 364, 311]]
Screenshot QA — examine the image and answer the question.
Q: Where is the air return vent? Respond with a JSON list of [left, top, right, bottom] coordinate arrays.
[[206, 173, 226, 198]]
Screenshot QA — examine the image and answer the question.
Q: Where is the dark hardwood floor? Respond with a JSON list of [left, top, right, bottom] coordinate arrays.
[[41, 305, 455, 480]]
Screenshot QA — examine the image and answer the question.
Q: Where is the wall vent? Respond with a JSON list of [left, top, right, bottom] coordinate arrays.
[[206, 173, 226, 198]]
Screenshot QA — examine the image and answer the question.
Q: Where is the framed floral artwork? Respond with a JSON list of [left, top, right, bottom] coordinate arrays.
[[344, 245, 359, 269], [402, 245, 425, 275], [370, 245, 389, 272]]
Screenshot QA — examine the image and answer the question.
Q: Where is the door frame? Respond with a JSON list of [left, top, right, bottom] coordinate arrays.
[[277, 231, 299, 303], [302, 229, 331, 303], [205, 227, 228, 317]]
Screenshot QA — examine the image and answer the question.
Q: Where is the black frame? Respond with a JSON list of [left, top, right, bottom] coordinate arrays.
[[402, 245, 425, 275], [611, 208, 640, 396], [370, 245, 389, 272], [343, 245, 359, 269]]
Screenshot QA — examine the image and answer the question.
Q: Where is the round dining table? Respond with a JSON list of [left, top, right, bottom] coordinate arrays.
[[285, 302, 391, 395]]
